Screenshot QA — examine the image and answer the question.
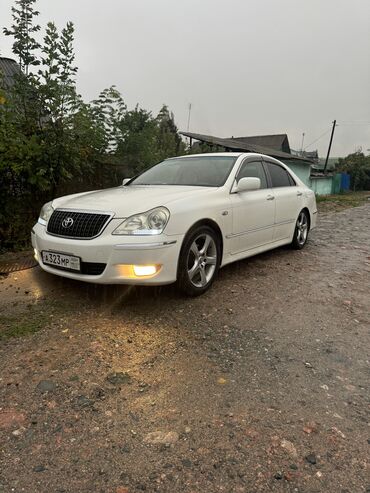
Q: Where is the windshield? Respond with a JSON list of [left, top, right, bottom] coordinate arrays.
[[129, 156, 237, 187]]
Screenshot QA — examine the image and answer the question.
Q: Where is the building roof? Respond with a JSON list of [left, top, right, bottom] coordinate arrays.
[[181, 131, 313, 164], [0, 57, 21, 89], [230, 134, 290, 153]]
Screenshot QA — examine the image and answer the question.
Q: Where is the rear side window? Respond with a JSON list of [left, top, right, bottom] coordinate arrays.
[[237, 160, 268, 189], [266, 162, 293, 188]]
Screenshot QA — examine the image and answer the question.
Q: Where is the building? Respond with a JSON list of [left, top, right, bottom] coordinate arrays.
[[181, 131, 314, 186], [180, 131, 340, 195], [0, 57, 20, 90], [291, 149, 319, 163]]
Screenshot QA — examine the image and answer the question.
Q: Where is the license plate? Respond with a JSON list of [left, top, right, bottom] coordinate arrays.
[[42, 251, 80, 271]]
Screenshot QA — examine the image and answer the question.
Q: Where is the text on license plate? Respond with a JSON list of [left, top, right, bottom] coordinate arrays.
[[42, 251, 80, 271]]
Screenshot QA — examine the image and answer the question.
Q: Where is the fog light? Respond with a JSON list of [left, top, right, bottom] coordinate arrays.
[[133, 265, 159, 276], [116, 264, 162, 278], [34, 248, 39, 261]]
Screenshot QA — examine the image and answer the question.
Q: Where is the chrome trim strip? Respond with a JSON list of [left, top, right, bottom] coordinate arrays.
[[114, 241, 177, 250], [54, 207, 116, 215], [226, 219, 295, 239], [229, 236, 291, 255], [46, 208, 115, 240], [275, 219, 296, 226]]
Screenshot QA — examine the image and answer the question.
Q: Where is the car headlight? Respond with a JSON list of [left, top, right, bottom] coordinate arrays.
[[38, 201, 54, 226], [112, 207, 170, 235]]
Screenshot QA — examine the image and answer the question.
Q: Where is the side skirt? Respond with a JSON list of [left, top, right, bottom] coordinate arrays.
[[220, 236, 292, 268]]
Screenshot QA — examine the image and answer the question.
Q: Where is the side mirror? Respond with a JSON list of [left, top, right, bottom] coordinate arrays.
[[122, 178, 131, 186], [236, 177, 261, 192]]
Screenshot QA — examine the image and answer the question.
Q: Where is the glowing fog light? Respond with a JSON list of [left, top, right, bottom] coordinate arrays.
[[34, 248, 39, 261], [116, 264, 162, 278], [133, 265, 158, 277]]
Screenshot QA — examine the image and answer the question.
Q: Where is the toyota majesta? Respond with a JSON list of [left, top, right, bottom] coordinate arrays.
[[32, 153, 317, 295]]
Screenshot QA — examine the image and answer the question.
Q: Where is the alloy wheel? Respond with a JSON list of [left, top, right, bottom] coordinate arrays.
[[296, 211, 308, 246], [187, 233, 217, 288]]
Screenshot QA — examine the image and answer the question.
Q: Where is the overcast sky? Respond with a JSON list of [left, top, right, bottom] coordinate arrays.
[[1, 0, 369, 156]]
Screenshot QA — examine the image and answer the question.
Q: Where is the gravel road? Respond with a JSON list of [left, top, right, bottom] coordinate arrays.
[[0, 204, 369, 493]]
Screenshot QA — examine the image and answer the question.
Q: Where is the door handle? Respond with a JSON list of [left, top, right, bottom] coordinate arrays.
[[266, 195, 275, 201], [297, 191, 303, 196]]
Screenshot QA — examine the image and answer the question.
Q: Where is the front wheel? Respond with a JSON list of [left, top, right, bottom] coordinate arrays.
[[291, 210, 309, 249], [177, 226, 221, 296]]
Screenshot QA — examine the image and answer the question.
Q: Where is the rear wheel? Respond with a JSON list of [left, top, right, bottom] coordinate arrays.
[[177, 226, 221, 296], [292, 210, 309, 249]]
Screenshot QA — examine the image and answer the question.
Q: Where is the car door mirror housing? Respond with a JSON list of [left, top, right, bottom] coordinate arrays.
[[236, 177, 261, 192], [122, 178, 131, 186]]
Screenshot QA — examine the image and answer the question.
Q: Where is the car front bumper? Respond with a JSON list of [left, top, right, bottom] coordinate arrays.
[[31, 222, 184, 285]]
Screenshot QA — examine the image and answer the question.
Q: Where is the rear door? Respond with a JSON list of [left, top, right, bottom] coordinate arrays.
[[229, 157, 275, 254], [263, 159, 299, 241]]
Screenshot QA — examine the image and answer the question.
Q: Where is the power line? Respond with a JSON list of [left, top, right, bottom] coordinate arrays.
[[302, 120, 369, 153], [304, 129, 331, 150], [337, 122, 370, 126]]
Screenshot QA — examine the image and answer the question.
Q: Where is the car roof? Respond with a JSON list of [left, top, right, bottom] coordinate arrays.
[[172, 152, 283, 160], [174, 152, 244, 158]]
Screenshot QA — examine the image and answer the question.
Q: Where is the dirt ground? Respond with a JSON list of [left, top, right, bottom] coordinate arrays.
[[0, 204, 369, 493]]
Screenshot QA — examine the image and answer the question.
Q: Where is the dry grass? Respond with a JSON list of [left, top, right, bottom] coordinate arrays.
[[316, 191, 370, 212]]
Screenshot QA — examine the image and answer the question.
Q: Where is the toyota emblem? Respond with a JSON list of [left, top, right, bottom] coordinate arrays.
[[62, 217, 74, 228]]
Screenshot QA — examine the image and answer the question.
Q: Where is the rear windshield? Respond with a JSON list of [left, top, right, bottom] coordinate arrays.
[[130, 156, 237, 187]]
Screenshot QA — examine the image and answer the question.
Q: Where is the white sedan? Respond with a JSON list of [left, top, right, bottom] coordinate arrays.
[[31, 153, 317, 295]]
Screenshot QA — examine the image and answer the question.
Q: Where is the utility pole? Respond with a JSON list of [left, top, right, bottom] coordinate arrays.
[[300, 132, 305, 154], [187, 103, 192, 132], [323, 120, 336, 173]]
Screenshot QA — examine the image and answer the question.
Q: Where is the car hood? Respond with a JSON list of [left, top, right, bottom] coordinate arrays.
[[52, 185, 215, 217]]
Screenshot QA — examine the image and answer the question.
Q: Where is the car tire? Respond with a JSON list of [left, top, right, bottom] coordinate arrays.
[[177, 225, 221, 296], [291, 209, 309, 250]]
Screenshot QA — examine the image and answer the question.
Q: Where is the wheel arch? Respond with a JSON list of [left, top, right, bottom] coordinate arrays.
[[176, 218, 223, 293], [180, 218, 224, 259]]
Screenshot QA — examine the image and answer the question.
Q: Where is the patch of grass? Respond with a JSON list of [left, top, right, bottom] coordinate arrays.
[[0, 301, 67, 341], [316, 191, 370, 212], [0, 313, 46, 340]]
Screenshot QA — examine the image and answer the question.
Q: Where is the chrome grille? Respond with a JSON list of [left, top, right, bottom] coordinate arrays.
[[47, 210, 112, 239]]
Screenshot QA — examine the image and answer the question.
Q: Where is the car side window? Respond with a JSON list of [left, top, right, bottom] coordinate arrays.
[[236, 160, 268, 189], [266, 162, 293, 188]]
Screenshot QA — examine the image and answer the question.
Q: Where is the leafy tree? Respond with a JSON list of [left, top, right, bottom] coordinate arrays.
[[89, 86, 127, 154], [1, 0, 94, 245], [3, 0, 40, 74], [115, 104, 185, 174], [116, 106, 158, 173], [155, 104, 185, 160], [337, 152, 370, 191], [1, 0, 185, 249], [37, 21, 84, 193]]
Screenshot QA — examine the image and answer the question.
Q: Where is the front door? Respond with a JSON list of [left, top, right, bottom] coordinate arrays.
[[229, 157, 275, 254]]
